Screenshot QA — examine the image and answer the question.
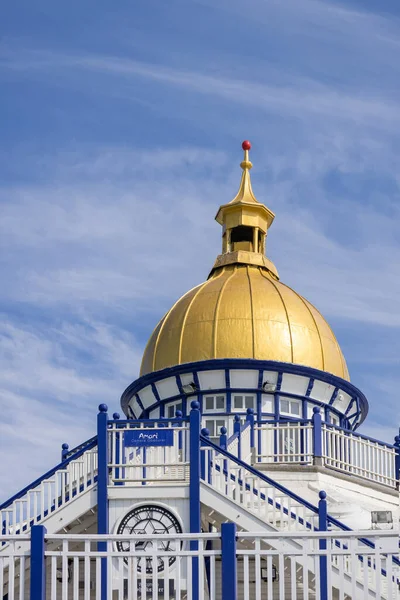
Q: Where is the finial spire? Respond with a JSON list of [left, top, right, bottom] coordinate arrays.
[[229, 140, 258, 205], [240, 140, 253, 171], [211, 140, 278, 280]]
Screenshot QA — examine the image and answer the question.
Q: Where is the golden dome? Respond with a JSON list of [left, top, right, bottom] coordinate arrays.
[[140, 142, 349, 381]]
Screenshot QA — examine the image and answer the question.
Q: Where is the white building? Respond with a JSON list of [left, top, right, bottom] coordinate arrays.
[[1, 141, 399, 600]]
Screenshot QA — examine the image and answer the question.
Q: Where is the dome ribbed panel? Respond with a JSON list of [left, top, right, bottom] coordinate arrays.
[[214, 267, 253, 358], [255, 270, 293, 362], [276, 282, 324, 371], [180, 271, 228, 364]]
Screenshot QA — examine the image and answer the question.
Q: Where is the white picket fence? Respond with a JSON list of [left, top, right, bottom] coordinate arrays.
[[1, 530, 399, 600], [0, 444, 98, 537], [201, 441, 320, 532], [108, 420, 190, 485], [322, 425, 397, 488], [255, 421, 313, 464], [254, 420, 398, 489]]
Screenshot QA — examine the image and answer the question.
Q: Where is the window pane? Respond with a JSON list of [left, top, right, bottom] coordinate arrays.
[[216, 420, 226, 435], [245, 396, 254, 409], [216, 396, 225, 409], [205, 420, 215, 437], [205, 397, 214, 410], [234, 395, 243, 409], [168, 406, 175, 418], [281, 399, 290, 413], [290, 401, 300, 415]]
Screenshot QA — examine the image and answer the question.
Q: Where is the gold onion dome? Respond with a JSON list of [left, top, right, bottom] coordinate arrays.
[[140, 141, 349, 381]]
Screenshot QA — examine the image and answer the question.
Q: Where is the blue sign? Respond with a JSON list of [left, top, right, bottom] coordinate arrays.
[[124, 429, 174, 447]]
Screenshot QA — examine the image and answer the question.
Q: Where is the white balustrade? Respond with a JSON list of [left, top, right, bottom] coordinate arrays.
[[45, 532, 219, 600], [322, 425, 397, 488], [201, 444, 319, 532], [2, 530, 396, 599], [255, 421, 313, 464], [240, 421, 252, 464], [238, 530, 400, 600], [0, 446, 98, 537], [0, 536, 30, 600], [108, 420, 190, 485]]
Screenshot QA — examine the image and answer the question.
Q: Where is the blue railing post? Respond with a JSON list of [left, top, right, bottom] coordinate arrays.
[[201, 428, 210, 482], [234, 415, 241, 460], [246, 407, 255, 448], [221, 522, 237, 600], [189, 400, 201, 600], [97, 403, 109, 600], [318, 491, 328, 600], [113, 412, 122, 487], [394, 434, 400, 489], [61, 443, 69, 461], [30, 525, 46, 600], [246, 407, 255, 461], [312, 407, 323, 466], [219, 426, 227, 451]]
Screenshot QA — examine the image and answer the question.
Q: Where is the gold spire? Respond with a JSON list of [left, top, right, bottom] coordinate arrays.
[[211, 141, 278, 279], [229, 140, 258, 204]]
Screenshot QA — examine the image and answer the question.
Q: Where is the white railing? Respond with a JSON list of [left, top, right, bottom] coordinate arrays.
[[241, 421, 252, 463], [0, 444, 98, 537], [108, 420, 190, 485], [202, 442, 319, 531], [201, 442, 400, 598], [45, 532, 219, 600], [0, 536, 30, 600], [238, 530, 400, 600], [322, 425, 397, 488], [2, 531, 398, 600], [255, 420, 313, 464]]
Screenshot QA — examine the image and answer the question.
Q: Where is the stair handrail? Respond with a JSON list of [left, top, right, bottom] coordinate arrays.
[[200, 434, 400, 569], [0, 437, 98, 512], [63, 435, 97, 460]]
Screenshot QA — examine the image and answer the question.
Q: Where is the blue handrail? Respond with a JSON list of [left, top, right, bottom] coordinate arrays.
[[200, 435, 400, 573], [0, 437, 97, 511]]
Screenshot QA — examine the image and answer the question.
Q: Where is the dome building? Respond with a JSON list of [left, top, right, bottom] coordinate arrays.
[[2, 142, 398, 600], [121, 142, 367, 439]]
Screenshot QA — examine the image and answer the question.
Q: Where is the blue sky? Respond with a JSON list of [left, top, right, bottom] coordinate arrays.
[[1, 0, 400, 499]]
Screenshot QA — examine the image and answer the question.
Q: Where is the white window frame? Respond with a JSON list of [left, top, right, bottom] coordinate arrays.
[[165, 400, 183, 418], [204, 418, 227, 442], [330, 413, 340, 426], [203, 394, 226, 413], [279, 398, 301, 417], [232, 393, 256, 412]]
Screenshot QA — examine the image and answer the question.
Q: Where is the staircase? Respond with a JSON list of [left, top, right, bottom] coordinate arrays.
[[200, 434, 400, 600], [0, 437, 98, 539]]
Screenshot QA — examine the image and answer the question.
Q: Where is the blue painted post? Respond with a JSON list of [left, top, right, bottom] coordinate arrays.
[[318, 491, 328, 600], [190, 400, 201, 600], [97, 403, 109, 600], [312, 407, 323, 466], [30, 525, 46, 600], [61, 443, 69, 461], [394, 435, 400, 489], [234, 415, 241, 459], [221, 522, 237, 600], [201, 428, 210, 482], [113, 412, 122, 487], [219, 426, 227, 451], [246, 408, 255, 447], [246, 407, 255, 461]]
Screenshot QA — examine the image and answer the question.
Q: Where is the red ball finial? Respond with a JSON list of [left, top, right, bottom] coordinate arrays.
[[242, 140, 251, 151]]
